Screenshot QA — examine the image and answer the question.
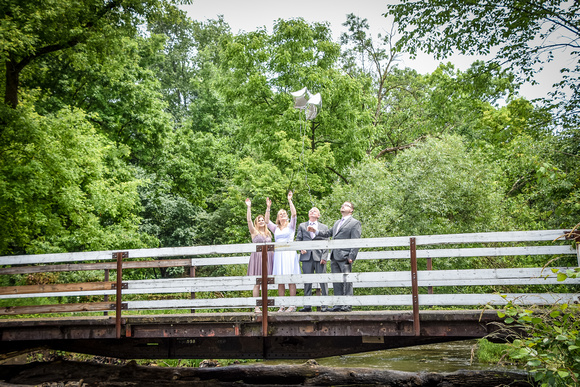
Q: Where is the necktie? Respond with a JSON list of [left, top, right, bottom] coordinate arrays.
[[337, 218, 345, 231], [309, 222, 315, 238]]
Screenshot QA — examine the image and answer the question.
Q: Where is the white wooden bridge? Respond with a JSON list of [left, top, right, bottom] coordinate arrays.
[[1, 229, 579, 359]]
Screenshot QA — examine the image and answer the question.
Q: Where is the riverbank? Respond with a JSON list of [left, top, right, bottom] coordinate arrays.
[[0, 358, 533, 386]]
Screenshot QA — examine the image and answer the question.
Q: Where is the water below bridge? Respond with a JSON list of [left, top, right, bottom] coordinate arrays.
[[260, 339, 522, 373]]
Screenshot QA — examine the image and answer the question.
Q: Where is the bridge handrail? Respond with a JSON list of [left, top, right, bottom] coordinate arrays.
[[1, 245, 576, 276], [2, 267, 579, 299], [0, 229, 574, 266], [1, 229, 578, 319]]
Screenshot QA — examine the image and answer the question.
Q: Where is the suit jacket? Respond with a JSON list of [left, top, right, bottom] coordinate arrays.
[[296, 221, 329, 262], [317, 216, 362, 262]]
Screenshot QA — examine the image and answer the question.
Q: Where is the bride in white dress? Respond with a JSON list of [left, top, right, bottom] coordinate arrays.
[[266, 191, 300, 312]]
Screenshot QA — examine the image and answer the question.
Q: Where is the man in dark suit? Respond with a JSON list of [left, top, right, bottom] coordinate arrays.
[[296, 207, 329, 312], [308, 201, 361, 312]]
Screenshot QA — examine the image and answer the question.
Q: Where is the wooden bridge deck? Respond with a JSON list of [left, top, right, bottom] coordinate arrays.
[[0, 309, 507, 359], [2, 229, 578, 359]]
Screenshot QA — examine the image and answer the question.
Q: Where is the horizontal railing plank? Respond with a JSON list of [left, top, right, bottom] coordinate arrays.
[[2, 230, 572, 265], [2, 292, 576, 316], [0, 282, 115, 296], [126, 292, 580, 310], [1, 244, 574, 275], [3, 268, 576, 299], [0, 302, 114, 316]]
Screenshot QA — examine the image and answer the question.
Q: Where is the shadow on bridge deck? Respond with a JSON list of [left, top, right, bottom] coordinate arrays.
[[0, 310, 508, 360]]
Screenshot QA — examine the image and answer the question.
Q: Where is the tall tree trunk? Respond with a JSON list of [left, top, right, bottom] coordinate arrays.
[[5, 59, 20, 109]]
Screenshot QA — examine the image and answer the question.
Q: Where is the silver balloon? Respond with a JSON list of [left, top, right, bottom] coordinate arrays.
[[306, 92, 321, 120], [290, 87, 308, 109]]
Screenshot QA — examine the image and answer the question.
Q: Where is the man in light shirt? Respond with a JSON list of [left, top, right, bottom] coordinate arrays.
[[296, 207, 329, 312], [308, 201, 361, 312]]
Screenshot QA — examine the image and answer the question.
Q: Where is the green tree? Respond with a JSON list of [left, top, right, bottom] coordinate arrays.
[[320, 134, 507, 239], [147, 12, 232, 126], [0, 0, 185, 109], [0, 102, 155, 255], [219, 18, 372, 191], [338, 15, 520, 158], [340, 13, 412, 156], [386, 0, 580, 127], [0, 0, 189, 254]]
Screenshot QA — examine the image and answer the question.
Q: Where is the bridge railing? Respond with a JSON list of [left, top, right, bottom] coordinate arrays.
[[2, 229, 579, 318]]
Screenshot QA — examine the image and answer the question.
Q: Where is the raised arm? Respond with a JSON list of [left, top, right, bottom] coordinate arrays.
[[264, 197, 272, 225], [288, 191, 296, 218], [245, 198, 256, 236]]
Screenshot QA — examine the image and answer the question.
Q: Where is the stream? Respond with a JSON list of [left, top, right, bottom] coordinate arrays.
[[260, 339, 522, 373]]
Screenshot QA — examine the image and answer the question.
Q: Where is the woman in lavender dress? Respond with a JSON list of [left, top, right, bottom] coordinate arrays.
[[266, 191, 300, 312], [245, 198, 274, 313]]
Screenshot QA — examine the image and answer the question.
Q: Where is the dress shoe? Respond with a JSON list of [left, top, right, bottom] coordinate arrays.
[[329, 306, 343, 312], [319, 306, 328, 312], [299, 307, 312, 312], [341, 306, 352, 312]]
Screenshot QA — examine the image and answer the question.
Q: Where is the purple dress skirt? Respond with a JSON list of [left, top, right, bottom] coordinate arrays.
[[247, 233, 274, 276]]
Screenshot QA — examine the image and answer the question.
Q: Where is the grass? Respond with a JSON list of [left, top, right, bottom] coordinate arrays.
[[476, 338, 510, 364]]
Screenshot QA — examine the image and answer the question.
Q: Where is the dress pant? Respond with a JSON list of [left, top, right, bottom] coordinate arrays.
[[331, 259, 352, 309], [302, 258, 327, 309]]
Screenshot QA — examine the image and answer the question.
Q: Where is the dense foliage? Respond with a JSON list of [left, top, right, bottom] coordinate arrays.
[[0, 2, 577, 262], [1, 3, 578, 381], [500, 296, 580, 386]]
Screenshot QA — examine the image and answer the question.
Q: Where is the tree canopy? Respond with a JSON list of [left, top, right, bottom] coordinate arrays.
[[1, 5, 577, 383], [386, 0, 580, 127], [0, 1, 577, 260]]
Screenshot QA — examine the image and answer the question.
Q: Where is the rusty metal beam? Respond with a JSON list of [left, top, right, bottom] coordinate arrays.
[[190, 265, 196, 314], [410, 238, 420, 336], [255, 244, 275, 344], [0, 311, 507, 359], [0, 336, 482, 360], [114, 251, 128, 339]]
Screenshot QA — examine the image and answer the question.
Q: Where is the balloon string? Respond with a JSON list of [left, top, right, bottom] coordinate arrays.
[[299, 109, 315, 208]]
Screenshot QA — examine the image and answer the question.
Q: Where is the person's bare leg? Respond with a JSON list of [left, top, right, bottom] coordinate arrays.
[[253, 285, 261, 313], [277, 284, 286, 312], [285, 284, 297, 312]]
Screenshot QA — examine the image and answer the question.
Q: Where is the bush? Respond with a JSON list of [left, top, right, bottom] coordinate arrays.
[[499, 300, 580, 387]]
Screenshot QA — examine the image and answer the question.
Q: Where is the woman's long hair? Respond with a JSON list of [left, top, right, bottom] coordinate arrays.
[[254, 215, 272, 238], [276, 209, 288, 228]]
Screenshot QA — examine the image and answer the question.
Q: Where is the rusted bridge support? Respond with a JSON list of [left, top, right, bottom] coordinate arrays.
[[0, 311, 508, 360], [410, 238, 420, 336], [113, 251, 128, 339], [190, 265, 196, 314], [257, 244, 275, 359], [104, 269, 109, 317], [257, 245, 274, 335]]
